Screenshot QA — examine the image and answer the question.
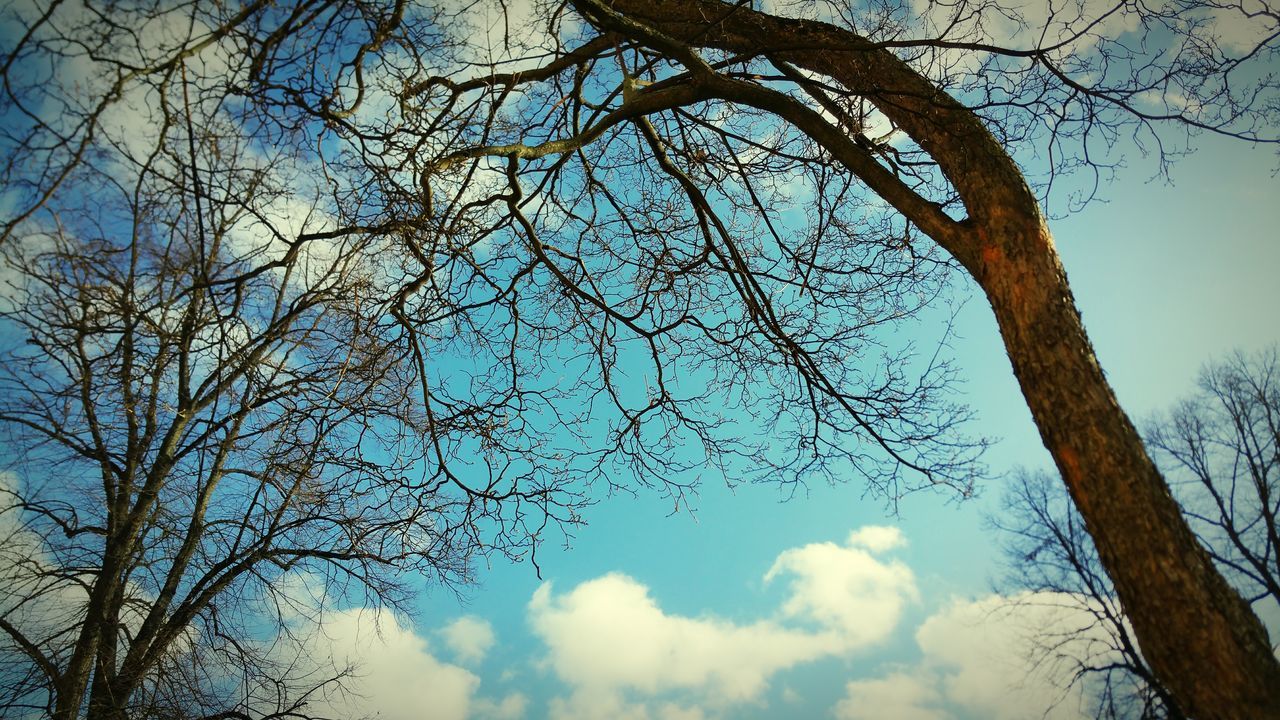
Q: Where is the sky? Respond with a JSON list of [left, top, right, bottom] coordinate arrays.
[[1, 2, 1278, 719], [303, 132, 1280, 719]]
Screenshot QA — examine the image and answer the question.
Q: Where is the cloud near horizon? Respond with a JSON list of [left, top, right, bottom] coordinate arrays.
[[835, 592, 1119, 720], [288, 607, 480, 720], [256, 577, 521, 720], [527, 526, 918, 719], [524, 526, 1122, 720], [0, 493, 1116, 720]]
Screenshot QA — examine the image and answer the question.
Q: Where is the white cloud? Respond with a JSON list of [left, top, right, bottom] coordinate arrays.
[[834, 672, 950, 720], [765, 528, 918, 646], [834, 592, 1117, 720], [473, 691, 529, 720], [441, 615, 497, 665], [545, 687, 657, 720], [528, 526, 918, 719], [910, 0, 1139, 51], [654, 702, 707, 720], [529, 573, 836, 702], [545, 688, 712, 720], [916, 594, 1096, 720], [19, 1, 240, 173], [846, 525, 907, 552], [0, 473, 88, 627], [903, 0, 1142, 90], [446, 0, 580, 72], [1206, 1, 1279, 53], [288, 606, 482, 720]]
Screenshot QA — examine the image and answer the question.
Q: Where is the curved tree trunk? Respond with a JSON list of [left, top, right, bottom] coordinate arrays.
[[964, 210, 1280, 719], [596, 1, 1280, 716]]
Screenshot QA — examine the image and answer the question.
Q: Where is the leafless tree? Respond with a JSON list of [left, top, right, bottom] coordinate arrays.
[[996, 471, 1186, 720], [997, 347, 1280, 719], [3, 0, 1279, 717], [0, 5, 583, 717], [1150, 348, 1280, 615]]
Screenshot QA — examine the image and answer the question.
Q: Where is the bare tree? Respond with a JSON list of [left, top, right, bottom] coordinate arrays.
[[0, 166, 391, 717], [997, 347, 1280, 719], [3, 0, 1279, 717], [0, 6, 583, 717], [1150, 348, 1280, 614], [996, 471, 1186, 720]]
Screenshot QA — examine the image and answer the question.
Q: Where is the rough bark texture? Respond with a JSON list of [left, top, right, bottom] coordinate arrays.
[[970, 215, 1280, 720], [599, 1, 1280, 716]]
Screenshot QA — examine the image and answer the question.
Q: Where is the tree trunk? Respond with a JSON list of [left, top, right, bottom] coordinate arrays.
[[598, 1, 1280, 716], [963, 215, 1280, 719]]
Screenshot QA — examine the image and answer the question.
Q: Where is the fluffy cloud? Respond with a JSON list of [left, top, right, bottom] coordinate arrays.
[[528, 526, 917, 719], [834, 672, 949, 720], [1206, 1, 1280, 53], [910, 0, 1139, 49], [530, 573, 839, 701], [248, 572, 502, 720], [834, 592, 1119, 720], [472, 692, 529, 720], [916, 593, 1103, 720], [441, 615, 497, 665], [0, 473, 92, 638], [766, 527, 917, 646], [289, 607, 481, 720], [846, 525, 907, 552]]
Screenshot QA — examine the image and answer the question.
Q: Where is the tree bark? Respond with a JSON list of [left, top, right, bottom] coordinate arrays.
[[967, 213, 1280, 720], [597, 1, 1280, 716]]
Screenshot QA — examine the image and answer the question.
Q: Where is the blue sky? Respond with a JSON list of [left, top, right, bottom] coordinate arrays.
[[316, 132, 1278, 719]]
